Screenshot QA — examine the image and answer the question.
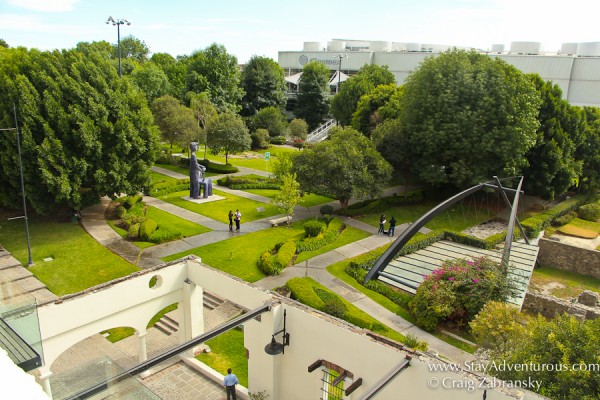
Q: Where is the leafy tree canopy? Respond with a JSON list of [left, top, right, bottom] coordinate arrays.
[[401, 49, 541, 189], [351, 83, 403, 137], [250, 106, 288, 137], [151, 95, 201, 150], [150, 52, 188, 99], [0, 38, 9, 48], [240, 55, 286, 116], [331, 64, 395, 126], [291, 126, 392, 208], [576, 106, 600, 193], [131, 62, 172, 103], [372, 118, 413, 186], [185, 43, 244, 113], [113, 35, 149, 63], [288, 118, 308, 141], [294, 61, 330, 131], [206, 112, 251, 164], [0, 47, 160, 213]]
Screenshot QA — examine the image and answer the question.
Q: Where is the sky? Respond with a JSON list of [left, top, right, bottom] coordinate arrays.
[[1, 0, 599, 64]]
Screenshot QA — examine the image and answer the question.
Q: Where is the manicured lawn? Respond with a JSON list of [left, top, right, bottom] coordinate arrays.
[[196, 328, 248, 387], [206, 146, 300, 173], [530, 265, 600, 299], [0, 214, 139, 296], [108, 204, 211, 248], [150, 171, 180, 186], [154, 163, 219, 178], [295, 220, 371, 264], [244, 188, 333, 208], [355, 200, 495, 232], [162, 222, 306, 282], [157, 189, 280, 223]]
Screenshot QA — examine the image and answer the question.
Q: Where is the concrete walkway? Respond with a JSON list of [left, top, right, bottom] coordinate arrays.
[[80, 167, 472, 363]]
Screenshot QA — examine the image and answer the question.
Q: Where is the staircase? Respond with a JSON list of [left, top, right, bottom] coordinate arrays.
[[153, 291, 226, 336], [306, 119, 336, 143]]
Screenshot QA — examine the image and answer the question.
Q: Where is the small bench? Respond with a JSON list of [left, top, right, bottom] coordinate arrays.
[[256, 206, 265, 214], [269, 216, 289, 227]]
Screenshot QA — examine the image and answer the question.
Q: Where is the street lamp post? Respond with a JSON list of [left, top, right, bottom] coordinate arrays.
[[335, 54, 347, 94], [106, 16, 131, 77]]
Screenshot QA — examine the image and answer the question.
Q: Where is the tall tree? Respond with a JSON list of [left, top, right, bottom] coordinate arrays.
[[240, 55, 286, 116], [151, 95, 201, 151], [372, 118, 413, 187], [401, 49, 541, 188], [292, 127, 392, 209], [74, 40, 113, 60], [331, 64, 395, 126], [577, 107, 600, 192], [206, 112, 251, 164], [288, 118, 308, 141], [150, 52, 187, 99], [0, 39, 9, 48], [0, 47, 160, 213], [351, 83, 403, 137], [294, 61, 330, 131], [522, 75, 581, 200], [250, 106, 288, 137], [114, 35, 149, 63], [131, 62, 172, 103], [187, 91, 217, 158], [185, 43, 244, 113], [271, 173, 301, 225]]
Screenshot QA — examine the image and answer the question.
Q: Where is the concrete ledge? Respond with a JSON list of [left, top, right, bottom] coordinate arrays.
[[179, 355, 249, 399]]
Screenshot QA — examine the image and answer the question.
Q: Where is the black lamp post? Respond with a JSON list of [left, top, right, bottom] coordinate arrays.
[[335, 54, 347, 94], [264, 310, 290, 355], [106, 16, 131, 77]]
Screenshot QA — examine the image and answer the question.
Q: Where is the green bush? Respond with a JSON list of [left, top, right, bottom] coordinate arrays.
[[303, 220, 325, 238], [257, 252, 275, 275], [323, 298, 346, 318], [269, 136, 286, 145], [178, 157, 239, 174], [149, 225, 183, 244], [551, 211, 578, 227], [292, 140, 304, 149], [520, 194, 588, 237], [127, 223, 140, 239], [286, 278, 325, 310], [338, 190, 424, 216], [319, 204, 334, 215], [296, 223, 343, 253], [274, 241, 296, 273], [251, 129, 270, 150], [578, 202, 600, 222], [115, 205, 127, 219], [123, 194, 143, 210], [121, 214, 146, 229], [216, 175, 279, 190], [139, 218, 158, 241]]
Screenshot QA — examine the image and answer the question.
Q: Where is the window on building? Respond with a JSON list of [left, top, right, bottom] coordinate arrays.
[[320, 368, 345, 400]]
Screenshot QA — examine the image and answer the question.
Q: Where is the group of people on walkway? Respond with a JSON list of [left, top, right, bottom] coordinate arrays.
[[228, 209, 242, 231], [378, 214, 397, 236]]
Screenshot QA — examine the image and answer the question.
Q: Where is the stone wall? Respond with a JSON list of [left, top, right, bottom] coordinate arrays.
[[537, 237, 600, 279], [523, 291, 600, 321]]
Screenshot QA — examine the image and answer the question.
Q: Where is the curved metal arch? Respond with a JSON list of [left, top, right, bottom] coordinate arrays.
[[363, 176, 527, 283]]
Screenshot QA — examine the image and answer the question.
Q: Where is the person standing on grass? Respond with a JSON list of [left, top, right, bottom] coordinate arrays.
[[234, 209, 241, 231], [388, 216, 397, 237], [223, 368, 239, 400], [228, 210, 234, 231]]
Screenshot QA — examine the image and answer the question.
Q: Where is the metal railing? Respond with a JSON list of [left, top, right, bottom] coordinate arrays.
[[306, 119, 336, 143]]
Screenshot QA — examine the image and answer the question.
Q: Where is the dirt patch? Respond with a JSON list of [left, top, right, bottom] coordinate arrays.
[[461, 221, 506, 239], [228, 152, 264, 159], [530, 281, 566, 296]]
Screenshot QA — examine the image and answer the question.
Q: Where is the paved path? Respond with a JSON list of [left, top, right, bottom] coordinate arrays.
[[80, 167, 472, 363]]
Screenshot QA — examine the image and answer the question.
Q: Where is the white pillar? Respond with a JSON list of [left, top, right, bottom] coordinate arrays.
[[36, 366, 53, 399], [137, 330, 150, 378], [181, 279, 204, 357]]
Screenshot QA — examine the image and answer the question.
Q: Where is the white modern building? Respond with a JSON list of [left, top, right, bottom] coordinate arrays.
[[278, 39, 600, 107]]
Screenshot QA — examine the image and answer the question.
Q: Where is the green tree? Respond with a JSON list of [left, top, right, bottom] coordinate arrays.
[[151, 95, 201, 151], [521, 75, 581, 200], [114, 35, 149, 63], [0, 39, 9, 48], [288, 118, 308, 141], [576, 107, 600, 192], [401, 49, 541, 188], [372, 118, 413, 186], [187, 92, 217, 158], [206, 112, 251, 164], [250, 128, 270, 150], [185, 43, 244, 113], [295, 61, 330, 131], [351, 83, 403, 137], [74, 40, 113, 59], [331, 64, 395, 126], [272, 173, 301, 225], [240, 55, 286, 116], [251, 106, 288, 137], [131, 62, 172, 103], [0, 47, 160, 213], [150, 52, 187, 99], [292, 126, 392, 209]]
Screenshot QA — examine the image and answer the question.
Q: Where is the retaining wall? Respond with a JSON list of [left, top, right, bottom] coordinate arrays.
[[537, 237, 600, 279]]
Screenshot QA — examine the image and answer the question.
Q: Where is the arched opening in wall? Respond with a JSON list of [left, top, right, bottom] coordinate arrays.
[[48, 327, 138, 399], [146, 303, 179, 337]]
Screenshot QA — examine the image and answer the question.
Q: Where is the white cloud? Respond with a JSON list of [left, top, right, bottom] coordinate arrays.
[[7, 0, 79, 12]]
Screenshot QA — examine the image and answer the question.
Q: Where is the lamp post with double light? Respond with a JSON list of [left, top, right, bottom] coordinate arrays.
[[106, 16, 131, 77]]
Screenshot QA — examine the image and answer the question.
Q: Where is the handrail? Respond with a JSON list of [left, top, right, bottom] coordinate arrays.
[[307, 119, 336, 142]]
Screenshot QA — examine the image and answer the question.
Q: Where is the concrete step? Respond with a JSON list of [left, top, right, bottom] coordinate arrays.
[[154, 318, 178, 335], [204, 291, 225, 310]]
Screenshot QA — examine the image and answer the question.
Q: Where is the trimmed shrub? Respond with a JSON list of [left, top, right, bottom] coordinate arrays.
[[303, 220, 325, 238], [251, 129, 270, 150], [123, 194, 143, 210], [286, 278, 325, 310], [216, 175, 279, 190], [551, 211, 578, 227], [269, 136, 286, 145], [323, 298, 346, 318], [149, 225, 183, 244], [257, 252, 275, 275], [127, 223, 140, 239], [520, 194, 588, 237], [319, 204, 334, 215], [274, 241, 296, 273], [296, 223, 344, 253], [121, 214, 146, 229], [338, 190, 424, 216], [178, 157, 239, 174], [115, 205, 127, 219], [292, 140, 304, 149], [578, 202, 600, 222], [139, 218, 158, 241]]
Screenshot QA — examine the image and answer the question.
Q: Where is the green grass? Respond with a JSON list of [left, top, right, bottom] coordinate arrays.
[[0, 214, 139, 296], [157, 189, 280, 223], [244, 188, 333, 208], [530, 265, 600, 299], [196, 328, 248, 387], [206, 146, 300, 172], [355, 200, 495, 232], [149, 171, 180, 186], [569, 217, 600, 233], [101, 304, 179, 343], [432, 331, 478, 354], [154, 163, 219, 178], [295, 220, 371, 264], [162, 221, 306, 282]]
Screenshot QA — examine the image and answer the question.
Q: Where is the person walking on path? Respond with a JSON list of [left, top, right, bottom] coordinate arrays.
[[223, 368, 239, 400], [234, 209, 241, 231], [388, 216, 397, 237], [378, 214, 386, 234], [228, 210, 234, 231]]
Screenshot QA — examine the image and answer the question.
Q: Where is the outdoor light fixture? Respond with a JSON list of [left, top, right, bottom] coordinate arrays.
[[106, 16, 131, 77], [334, 53, 348, 94], [264, 310, 290, 355]]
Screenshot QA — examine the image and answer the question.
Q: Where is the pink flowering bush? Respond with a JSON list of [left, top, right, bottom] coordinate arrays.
[[409, 257, 515, 331]]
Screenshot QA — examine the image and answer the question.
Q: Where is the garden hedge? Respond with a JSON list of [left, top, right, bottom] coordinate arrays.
[[139, 218, 158, 241], [178, 157, 239, 174]]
